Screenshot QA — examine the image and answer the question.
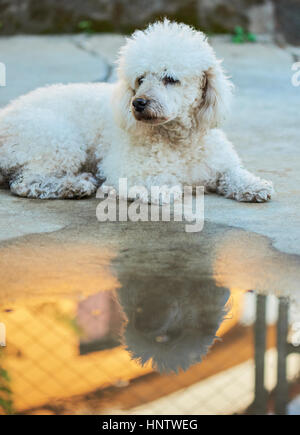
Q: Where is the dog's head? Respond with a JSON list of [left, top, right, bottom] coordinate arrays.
[[114, 20, 232, 134], [118, 277, 230, 373]]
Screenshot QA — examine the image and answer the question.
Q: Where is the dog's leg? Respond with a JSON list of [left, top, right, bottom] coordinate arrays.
[[10, 171, 98, 199], [204, 130, 274, 203], [216, 166, 274, 202], [0, 108, 101, 198]]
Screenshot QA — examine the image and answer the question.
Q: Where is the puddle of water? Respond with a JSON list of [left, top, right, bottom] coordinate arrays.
[[0, 221, 299, 414]]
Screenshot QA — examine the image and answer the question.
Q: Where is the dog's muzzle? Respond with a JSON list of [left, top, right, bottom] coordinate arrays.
[[132, 97, 168, 124]]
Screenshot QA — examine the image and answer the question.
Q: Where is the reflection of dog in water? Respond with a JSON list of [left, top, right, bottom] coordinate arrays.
[[117, 277, 230, 373]]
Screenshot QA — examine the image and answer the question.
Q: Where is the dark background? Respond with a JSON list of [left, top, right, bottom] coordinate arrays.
[[0, 0, 299, 45]]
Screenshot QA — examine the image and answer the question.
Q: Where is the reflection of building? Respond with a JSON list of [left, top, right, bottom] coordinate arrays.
[[78, 291, 124, 355]]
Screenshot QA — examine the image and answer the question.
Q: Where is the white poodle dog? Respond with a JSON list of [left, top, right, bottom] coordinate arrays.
[[0, 20, 273, 202]]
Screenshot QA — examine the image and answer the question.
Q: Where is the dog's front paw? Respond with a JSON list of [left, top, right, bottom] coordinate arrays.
[[66, 173, 98, 198], [237, 179, 274, 203], [96, 184, 117, 197], [10, 172, 98, 199]]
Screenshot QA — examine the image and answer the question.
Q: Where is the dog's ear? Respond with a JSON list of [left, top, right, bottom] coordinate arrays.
[[197, 63, 233, 129], [112, 79, 136, 131]]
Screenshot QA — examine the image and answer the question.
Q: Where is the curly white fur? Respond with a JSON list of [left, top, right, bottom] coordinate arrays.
[[0, 20, 273, 202]]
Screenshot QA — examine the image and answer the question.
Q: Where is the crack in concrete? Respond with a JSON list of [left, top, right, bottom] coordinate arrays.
[[69, 36, 113, 82]]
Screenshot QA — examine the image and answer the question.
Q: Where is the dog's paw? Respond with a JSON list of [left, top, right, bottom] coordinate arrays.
[[10, 173, 98, 199], [236, 179, 274, 203], [96, 184, 117, 198], [10, 178, 32, 198], [62, 173, 98, 198]]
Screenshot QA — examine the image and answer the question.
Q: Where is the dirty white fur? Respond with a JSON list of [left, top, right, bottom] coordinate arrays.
[[0, 20, 273, 202]]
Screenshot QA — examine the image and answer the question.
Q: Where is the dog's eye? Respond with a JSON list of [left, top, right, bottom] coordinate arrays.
[[137, 76, 144, 86], [163, 76, 180, 86]]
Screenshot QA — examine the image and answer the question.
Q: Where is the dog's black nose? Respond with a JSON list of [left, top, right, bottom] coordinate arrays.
[[132, 98, 148, 112]]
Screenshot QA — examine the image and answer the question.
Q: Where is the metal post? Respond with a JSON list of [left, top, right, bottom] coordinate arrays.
[[275, 297, 289, 415], [252, 294, 268, 414]]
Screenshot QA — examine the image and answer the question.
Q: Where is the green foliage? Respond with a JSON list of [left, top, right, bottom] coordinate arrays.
[[0, 351, 14, 414], [232, 26, 257, 43], [33, 302, 84, 337], [77, 20, 94, 34], [55, 312, 83, 337]]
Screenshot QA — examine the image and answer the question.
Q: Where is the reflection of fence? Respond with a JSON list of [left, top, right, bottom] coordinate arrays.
[[275, 298, 300, 414], [247, 296, 300, 415], [0, 293, 299, 415]]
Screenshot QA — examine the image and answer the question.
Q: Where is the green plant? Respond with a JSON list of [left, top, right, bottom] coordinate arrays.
[[55, 312, 83, 337], [77, 20, 94, 34], [0, 352, 14, 414], [232, 26, 257, 43]]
